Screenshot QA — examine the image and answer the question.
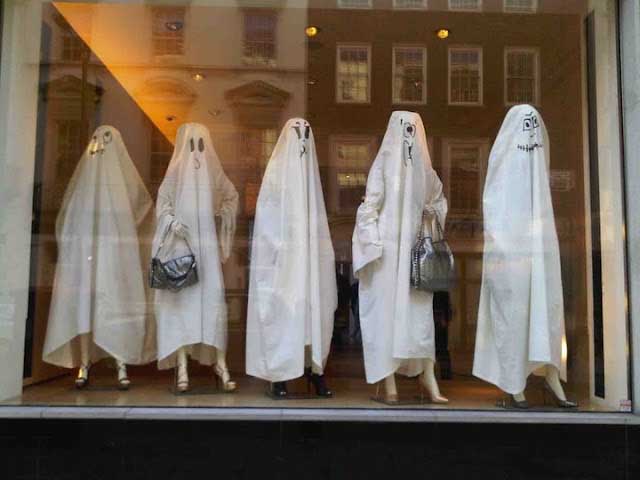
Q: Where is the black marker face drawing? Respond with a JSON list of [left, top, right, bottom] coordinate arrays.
[[517, 112, 543, 153], [400, 118, 416, 166], [89, 129, 114, 156], [291, 120, 310, 159], [188, 135, 204, 169]]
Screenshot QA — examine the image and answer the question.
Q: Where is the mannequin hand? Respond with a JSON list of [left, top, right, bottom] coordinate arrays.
[[171, 221, 189, 238], [423, 205, 437, 217]]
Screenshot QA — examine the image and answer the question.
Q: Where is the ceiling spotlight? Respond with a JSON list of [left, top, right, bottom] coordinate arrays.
[[166, 115, 176, 122], [307, 79, 317, 86], [192, 73, 205, 82], [436, 28, 450, 40], [165, 21, 183, 32], [305, 26, 320, 38]]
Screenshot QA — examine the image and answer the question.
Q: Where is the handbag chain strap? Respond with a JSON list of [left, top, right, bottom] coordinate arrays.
[[417, 209, 445, 243], [154, 219, 195, 258]]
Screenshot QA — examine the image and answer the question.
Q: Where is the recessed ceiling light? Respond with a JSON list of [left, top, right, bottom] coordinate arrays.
[[436, 28, 450, 40], [166, 115, 176, 122], [192, 73, 205, 82], [305, 26, 320, 38]]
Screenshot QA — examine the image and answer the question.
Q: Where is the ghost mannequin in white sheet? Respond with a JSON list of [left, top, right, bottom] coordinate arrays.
[[152, 123, 238, 392], [473, 105, 576, 408], [352, 111, 448, 404], [43, 126, 155, 390], [245, 118, 337, 398]]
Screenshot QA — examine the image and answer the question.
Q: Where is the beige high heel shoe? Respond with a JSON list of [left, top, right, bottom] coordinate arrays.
[[116, 360, 131, 391], [374, 383, 399, 404], [214, 364, 237, 392], [75, 363, 91, 389]]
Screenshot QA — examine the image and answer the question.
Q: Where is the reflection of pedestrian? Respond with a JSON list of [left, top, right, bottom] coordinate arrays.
[[434, 291, 453, 380]]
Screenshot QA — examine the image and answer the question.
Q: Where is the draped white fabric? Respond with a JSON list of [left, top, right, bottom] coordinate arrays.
[[246, 118, 337, 382], [473, 105, 567, 395], [352, 111, 447, 384], [43, 126, 154, 367], [152, 123, 238, 369]]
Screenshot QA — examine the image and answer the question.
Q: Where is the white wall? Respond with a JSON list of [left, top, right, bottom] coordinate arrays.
[[0, 0, 43, 401]]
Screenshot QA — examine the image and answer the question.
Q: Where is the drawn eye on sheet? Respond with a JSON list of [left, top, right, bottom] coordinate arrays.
[[402, 120, 416, 166]]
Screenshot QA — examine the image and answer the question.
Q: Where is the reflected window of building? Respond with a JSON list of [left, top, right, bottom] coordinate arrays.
[[331, 137, 376, 213], [442, 139, 488, 219], [242, 128, 278, 169], [61, 25, 84, 62], [448, 47, 483, 105], [336, 44, 371, 104], [150, 127, 174, 187], [504, 0, 537, 13], [337, 0, 373, 8], [243, 10, 277, 67], [55, 120, 82, 180], [505, 47, 539, 105], [393, 0, 427, 9], [393, 46, 427, 105], [151, 6, 185, 56], [449, 0, 482, 11]]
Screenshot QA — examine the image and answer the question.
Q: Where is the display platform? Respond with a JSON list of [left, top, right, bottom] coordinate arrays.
[[2, 374, 598, 412]]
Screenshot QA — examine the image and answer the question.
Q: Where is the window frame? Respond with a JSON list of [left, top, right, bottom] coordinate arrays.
[[448, 0, 483, 12], [448, 46, 484, 106], [504, 46, 540, 106], [336, 43, 372, 104], [393, 0, 428, 10], [503, 0, 538, 14], [392, 45, 427, 105], [337, 0, 373, 9], [242, 9, 278, 67], [150, 6, 186, 58], [441, 138, 490, 220]]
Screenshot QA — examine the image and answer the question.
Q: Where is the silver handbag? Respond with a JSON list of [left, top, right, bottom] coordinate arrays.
[[149, 222, 199, 292], [410, 213, 456, 292]]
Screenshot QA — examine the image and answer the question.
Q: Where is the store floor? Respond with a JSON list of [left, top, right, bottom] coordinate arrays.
[[2, 373, 602, 412]]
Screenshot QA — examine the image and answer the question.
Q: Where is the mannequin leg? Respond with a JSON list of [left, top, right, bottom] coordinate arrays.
[[545, 366, 566, 400], [304, 346, 332, 397], [383, 373, 398, 402], [79, 333, 91, 365], [115, 358, 130, 390], [75, 334, 91, 388], [545, 365, 577, 407], [214, 348, 236, 391], [418, 359, 448, 404], [176, 347, 189, 392]]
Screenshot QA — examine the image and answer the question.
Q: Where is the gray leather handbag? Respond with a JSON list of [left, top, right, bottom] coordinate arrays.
[[149, 222, 199, 291], [410, 213, 456, 292]]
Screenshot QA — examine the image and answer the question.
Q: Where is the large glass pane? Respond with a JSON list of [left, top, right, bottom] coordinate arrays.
[[0, 0, 630, 414]]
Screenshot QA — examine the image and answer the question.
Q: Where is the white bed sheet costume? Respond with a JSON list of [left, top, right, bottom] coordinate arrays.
[[152, 123, 238, 370], [352, 111, 448, 384], [473, 105, 567, 395], [246, 118, 337, 383], [43, 126, 155, 367]]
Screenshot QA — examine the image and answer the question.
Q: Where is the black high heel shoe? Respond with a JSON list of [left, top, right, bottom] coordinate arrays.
[[305, 368, 333, 397], [544, 382, 578, 409], [271, 381, 288, 398]]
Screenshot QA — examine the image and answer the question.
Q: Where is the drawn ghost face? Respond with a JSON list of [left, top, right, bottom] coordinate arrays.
[[89, 128, 113, 156], [291, 120, 311, 159], [187, 133, 206, 169], [522, 112, 540, 139], [400, 117, 417, 166]]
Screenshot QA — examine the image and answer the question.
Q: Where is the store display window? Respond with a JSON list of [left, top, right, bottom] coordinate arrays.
[[0, 0, 631, 415]]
